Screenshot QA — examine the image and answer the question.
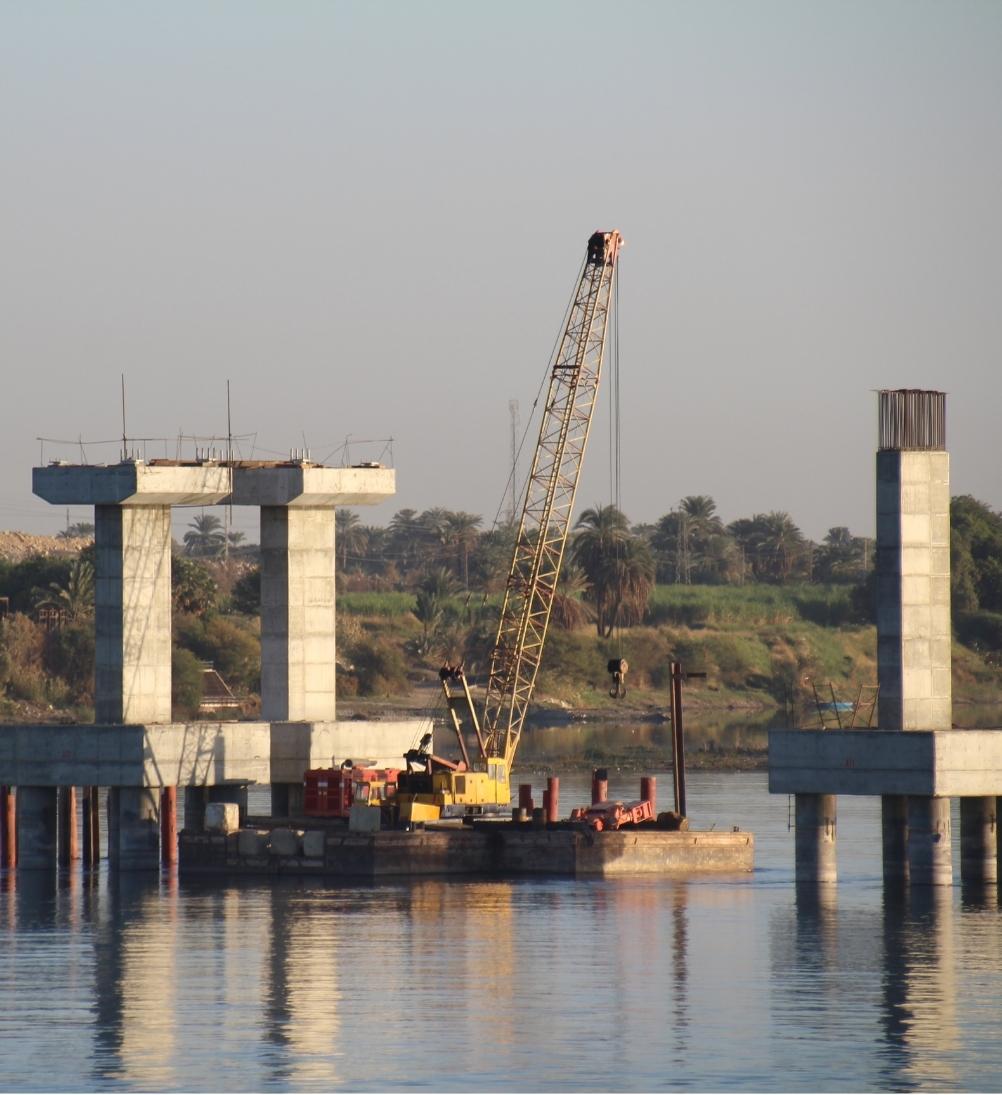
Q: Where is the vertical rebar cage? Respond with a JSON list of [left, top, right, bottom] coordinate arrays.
[[878, 389, 946, 451]]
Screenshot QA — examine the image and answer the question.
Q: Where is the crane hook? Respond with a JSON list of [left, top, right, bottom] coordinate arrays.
[[607, 658, 628, 699]]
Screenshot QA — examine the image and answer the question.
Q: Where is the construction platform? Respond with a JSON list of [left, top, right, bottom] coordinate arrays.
[[179, 821, 754, 879]]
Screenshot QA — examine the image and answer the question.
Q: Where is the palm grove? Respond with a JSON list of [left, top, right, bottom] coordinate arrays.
[[2, 495, 1002, 719]]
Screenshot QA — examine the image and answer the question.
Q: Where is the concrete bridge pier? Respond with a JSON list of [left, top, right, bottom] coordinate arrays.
[[57, 787, 78, 866], [107, 787, 160, 871], [16, 787, 58, 870], [960, 796, 997, 885], [794, 793, 837, 883], [907, 796, 952, 886], [881, 795, 909, 884]]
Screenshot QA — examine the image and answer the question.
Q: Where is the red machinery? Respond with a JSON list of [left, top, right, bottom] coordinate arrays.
[[569, 799, 655, 832], [304, 765, 401, 818]]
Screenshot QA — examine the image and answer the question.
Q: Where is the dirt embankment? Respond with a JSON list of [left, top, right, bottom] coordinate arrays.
[[0, 532, 91, 564]]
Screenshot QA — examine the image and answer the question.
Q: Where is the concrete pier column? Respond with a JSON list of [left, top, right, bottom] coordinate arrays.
[[57, 786, 79, 866], [108, 787, 160, 871], [795, 793, 837, 883], [960, 796, 997, 885], [81, 787, 99, 867], [260, 506, 337, 722], [16, 787, 58, 870], [881, 795, 909, 884], [95, 504, 173, 724], [875, 394, 951, 732], [907, 796, 952, 886]]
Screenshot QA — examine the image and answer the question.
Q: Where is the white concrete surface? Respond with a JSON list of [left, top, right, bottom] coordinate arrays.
[[95, 504, 172, 723], [34, 461, 232, 506], [876, 450, 952, 730], [769, 729, 1002, 797], [259, 507, 337, 722]]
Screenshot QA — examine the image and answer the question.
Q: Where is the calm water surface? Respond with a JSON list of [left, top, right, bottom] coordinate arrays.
[[2, 761, 1001, 1091]]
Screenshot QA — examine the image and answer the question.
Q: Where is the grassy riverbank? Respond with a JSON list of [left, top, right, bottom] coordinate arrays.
[[337, 582, 1002, 729]]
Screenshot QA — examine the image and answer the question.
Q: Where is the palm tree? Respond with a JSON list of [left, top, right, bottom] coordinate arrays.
[[184, 514, 226, 558], [413, 568, 456, 653], [573, 501, 643, 639], [417, 508, 452, 570], [34, 557, 95, 623], [443, 511, 482, 589], [335, 509, 368, 571], [758, 511, 807, 581], [549, 563, 595, 631], [388, 509, 421, 572]]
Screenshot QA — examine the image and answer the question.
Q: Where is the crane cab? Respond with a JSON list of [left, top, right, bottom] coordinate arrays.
[[397, 759, 511, 824]]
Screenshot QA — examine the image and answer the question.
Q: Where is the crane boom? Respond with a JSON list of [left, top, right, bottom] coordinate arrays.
[[482, 230, 622, 769], [397, 230, 622, 824]]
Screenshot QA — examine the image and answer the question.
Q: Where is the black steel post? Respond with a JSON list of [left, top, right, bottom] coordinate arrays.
[[670, 661, 686, 818]]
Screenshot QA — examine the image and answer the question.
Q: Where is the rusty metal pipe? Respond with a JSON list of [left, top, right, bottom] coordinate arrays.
[[2, 787, 15, 869], [592, 769, 608, 805], [641, 775, 656, 815], [546, 776, 559, 823], [161, 786, 178, 867]]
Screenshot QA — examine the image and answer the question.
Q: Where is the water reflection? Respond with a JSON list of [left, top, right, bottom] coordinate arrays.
[[880, 888, 959, 1090], [7, 771, 1002, 1090]]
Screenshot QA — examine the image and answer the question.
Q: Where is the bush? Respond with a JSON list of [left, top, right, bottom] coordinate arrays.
[[172, 647, 205, 720], [175, 614, 260, 694], [44, 622, 94, 699], [348, 637, 408, 696], [230, 567, 261, 616], [955, 611, 1002, 652], [172, 556, 218, 616]]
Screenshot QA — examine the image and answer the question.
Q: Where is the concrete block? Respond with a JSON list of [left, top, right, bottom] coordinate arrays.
[[349, 804, 382, 832], [303, 830, 326, 856], [268, 828, 302, 856], [238, 829, 267, 856], [205, 802, 240, 834]]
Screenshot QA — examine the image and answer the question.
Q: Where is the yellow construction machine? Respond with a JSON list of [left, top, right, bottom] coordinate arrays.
[[397, 230, 623, 824]]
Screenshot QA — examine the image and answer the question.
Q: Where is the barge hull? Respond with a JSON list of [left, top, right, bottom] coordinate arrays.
[[180, 826, 754, 879]]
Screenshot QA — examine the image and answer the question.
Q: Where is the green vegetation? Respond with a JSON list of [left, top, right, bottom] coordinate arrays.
[[2, 492, 1002, 723]]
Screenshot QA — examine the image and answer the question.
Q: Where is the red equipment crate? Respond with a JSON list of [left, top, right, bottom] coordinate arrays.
[[303, 768, 353, 818]]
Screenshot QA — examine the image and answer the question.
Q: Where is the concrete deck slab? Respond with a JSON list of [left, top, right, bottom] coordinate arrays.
[[33, 462, 232, 506], [0, 723, 270, 788], [769, 729, 1002, 797]]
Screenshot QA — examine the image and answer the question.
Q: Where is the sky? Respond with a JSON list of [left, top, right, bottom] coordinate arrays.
[[2, 0, 1001, 543]]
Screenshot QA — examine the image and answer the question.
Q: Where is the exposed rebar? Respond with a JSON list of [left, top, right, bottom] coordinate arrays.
[[878, 389, 946, 451]]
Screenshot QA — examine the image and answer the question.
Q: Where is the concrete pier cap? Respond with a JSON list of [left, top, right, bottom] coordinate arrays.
[[33, 460, 232, 506], [229, 464, 395, 507]]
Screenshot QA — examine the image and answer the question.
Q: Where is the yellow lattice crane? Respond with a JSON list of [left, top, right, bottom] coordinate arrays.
[[398, 230, 623, 823]]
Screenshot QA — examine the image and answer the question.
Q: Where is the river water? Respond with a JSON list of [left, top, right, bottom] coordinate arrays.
[[2, 750, 1002, 1090]]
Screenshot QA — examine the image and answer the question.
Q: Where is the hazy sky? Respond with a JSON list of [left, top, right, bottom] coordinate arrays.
[[3, 0, 1001, 542]]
